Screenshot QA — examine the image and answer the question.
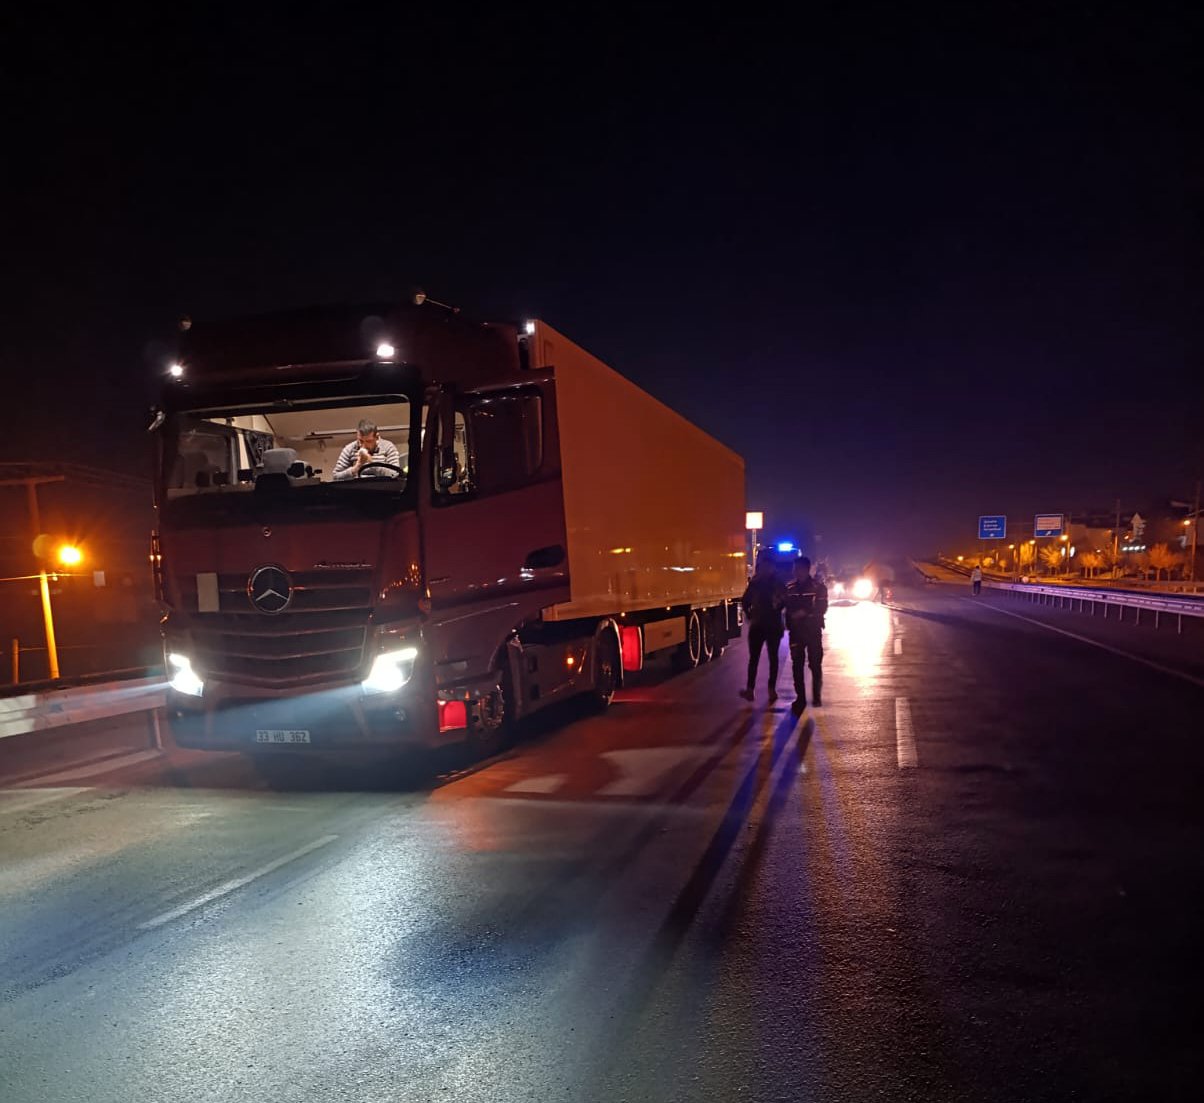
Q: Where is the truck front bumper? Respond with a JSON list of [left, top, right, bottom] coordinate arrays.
[[166, 682, 439, 755]]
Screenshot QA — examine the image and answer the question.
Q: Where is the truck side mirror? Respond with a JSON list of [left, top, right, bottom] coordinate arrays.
[[436, 445, 461, 490]]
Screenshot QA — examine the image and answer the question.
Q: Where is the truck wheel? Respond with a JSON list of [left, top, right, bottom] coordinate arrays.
[[710, 608, 727, 659], [700, 613, 716, 663], [588, 630, 621, 711], [673, 610, 703, 671], [467, 675, 515, 759]]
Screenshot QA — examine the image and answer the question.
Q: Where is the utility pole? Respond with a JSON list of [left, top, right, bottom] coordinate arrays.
[[1192, 480, 1201, 583], [0, 473, 66, 680], [1113, 497, 1121, 580]]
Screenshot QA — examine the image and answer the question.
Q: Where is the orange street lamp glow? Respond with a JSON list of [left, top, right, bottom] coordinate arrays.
[[56, 545, 83, 567]]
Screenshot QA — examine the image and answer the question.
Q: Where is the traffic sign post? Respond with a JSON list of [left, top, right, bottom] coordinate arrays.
[[745, 511, 763, 575], [1034, 513, 1065, 538], [978, 515, 1007, 540]]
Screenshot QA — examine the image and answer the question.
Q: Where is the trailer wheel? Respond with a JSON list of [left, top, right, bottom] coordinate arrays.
[[710, 608, 727, 659], [588, 629, 621, 711], [674, 610, 703, 671], [700, 613, 716, 663]]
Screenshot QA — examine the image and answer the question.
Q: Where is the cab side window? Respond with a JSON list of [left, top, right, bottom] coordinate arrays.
[[469, 393, 543, 496], [433, 390, 543, 500]]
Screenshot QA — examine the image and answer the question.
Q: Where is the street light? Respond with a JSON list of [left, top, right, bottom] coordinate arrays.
[[33, 542, 84, 680], [745, 511, 763, 573]]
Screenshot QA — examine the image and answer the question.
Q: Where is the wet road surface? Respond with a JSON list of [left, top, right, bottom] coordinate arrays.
[[2, 582, 1202, 1101]]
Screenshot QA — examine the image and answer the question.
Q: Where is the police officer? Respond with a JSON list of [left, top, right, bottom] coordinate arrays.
[[784, 555, 828, 714], [739, 550, 785, 702]]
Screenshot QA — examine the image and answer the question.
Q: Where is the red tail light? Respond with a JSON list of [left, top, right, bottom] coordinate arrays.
[[621, 626, 644, 672], [439, 700, 468, 732]]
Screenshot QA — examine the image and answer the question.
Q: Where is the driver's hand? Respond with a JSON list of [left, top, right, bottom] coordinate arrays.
[[357, 447, 372, 463]]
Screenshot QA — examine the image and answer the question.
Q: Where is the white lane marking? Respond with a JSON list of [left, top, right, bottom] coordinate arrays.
[[894, 637, 903, 655], [895, 697, 918, 768], [15, 748, 163, 787], [597, 747, 708, 796], [139, 834, 338, 930], [0, 787, 89, 819], [967, 599, 1204, 689], [505, 774, 569, 794]]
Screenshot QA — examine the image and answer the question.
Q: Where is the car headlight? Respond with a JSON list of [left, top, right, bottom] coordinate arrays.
[[167, 652, 204, 697], [832, 581, 845, 596], [852, 578, 874, 600], [362, 646, 419, 695]]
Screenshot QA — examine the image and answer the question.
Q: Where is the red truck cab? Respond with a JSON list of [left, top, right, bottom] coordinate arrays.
[[153, 300, 744, 763]]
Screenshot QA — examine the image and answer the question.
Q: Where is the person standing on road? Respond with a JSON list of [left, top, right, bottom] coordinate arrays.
[[785, 555, 828, 714], [971, 564, 983, 596], [739, 552, 786, 703]]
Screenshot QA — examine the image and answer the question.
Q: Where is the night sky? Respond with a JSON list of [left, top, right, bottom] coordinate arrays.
[[3, 4, 1200, 564]]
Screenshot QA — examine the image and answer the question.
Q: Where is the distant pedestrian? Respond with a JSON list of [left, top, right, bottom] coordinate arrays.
[[784, 556, 828, 714], [971, 564, 983, 596], [739, 552, 786, 702]]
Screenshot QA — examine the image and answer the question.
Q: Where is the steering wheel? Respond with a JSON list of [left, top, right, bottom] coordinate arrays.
[[356, 461, 404, 479]]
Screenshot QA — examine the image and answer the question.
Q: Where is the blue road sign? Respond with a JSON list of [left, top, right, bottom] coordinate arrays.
[[978, 515, 1007, 540], [1034, 513, 1065, 538]]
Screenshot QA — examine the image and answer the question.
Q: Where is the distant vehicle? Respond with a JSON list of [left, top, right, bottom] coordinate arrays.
[[151, 302, 746, 764], [829, 573, 875, 602]]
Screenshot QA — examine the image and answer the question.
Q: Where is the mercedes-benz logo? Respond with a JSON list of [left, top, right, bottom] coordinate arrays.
[[247, 565, 292, 614]]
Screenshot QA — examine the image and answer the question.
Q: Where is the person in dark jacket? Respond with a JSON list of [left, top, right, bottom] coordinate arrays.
[[739, 552, 786, 702], [784, 555, 828, 713]]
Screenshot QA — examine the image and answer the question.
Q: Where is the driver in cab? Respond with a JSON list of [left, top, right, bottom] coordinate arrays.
[[331, 419, 401, 480]]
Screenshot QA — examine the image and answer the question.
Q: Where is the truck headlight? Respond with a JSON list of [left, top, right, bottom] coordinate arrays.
[[362, 646, 418, 695], [167, 652, 204, 697], [852, 578, 874, 600]]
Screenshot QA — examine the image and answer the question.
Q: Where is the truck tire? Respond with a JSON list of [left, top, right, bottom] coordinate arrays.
[[700, 612, 716, 663], [588, 629, 621, 711], [466, 672, 516, 760], [710, 607, 727, 659], [673, 610, 703, 671]]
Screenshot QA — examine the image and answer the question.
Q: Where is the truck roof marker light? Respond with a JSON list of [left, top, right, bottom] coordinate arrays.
[[168, 363, 184, 379], [376, 342, 396, 360]]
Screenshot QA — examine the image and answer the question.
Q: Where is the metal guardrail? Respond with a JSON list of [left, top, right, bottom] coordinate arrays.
[[935, 556, 1203, 595], [2, 665, 162, 699], [0, 676, 167, 741], [985, 580, 1204, 630]]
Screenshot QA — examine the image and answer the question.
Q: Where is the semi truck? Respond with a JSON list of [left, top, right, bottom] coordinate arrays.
[[152, 300, 746, 762]]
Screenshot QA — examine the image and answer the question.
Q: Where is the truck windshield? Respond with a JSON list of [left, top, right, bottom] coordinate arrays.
[[163, 396, 414, 499]]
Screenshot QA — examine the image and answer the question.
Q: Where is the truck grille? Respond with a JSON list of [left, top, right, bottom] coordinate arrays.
[[181, 569, 373, 687]]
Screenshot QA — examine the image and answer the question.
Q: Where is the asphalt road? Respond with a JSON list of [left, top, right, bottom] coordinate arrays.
[[2, 580, 1202, 1101]]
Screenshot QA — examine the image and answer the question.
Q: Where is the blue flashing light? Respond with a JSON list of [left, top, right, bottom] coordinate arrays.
[[777, 541, 796, 554]]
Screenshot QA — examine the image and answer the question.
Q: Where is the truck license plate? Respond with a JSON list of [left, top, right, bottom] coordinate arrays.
[[255, 729, 311, 744]]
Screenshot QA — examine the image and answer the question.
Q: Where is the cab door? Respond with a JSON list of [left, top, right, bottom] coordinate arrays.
[[419, 377, 569, 682]]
